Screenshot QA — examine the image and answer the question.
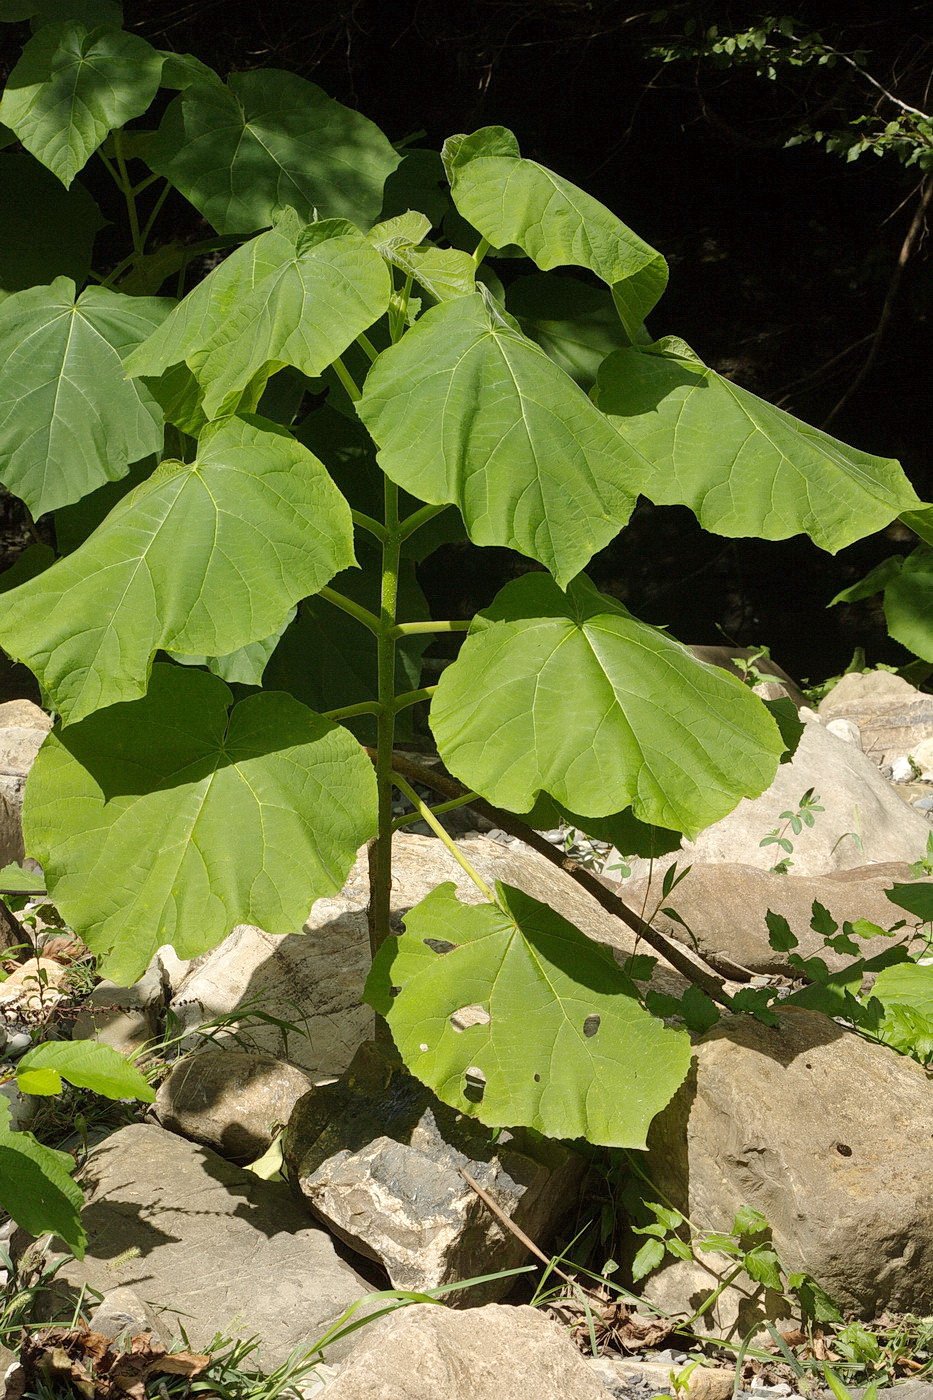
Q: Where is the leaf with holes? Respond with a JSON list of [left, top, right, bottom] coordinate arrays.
[[16, 1039, 154, 1099], [126, 213, 391, 420], [365, 880, 691, 1146], [146, 70, 399, 234], [0, 414, 354, 722], [0, 278, 169, 516], [357, 291, 650, 586], [23, 663, 377, 983], [595, 338, 921, 552], [443, 126, 667, 338], [430, 573, 784, 836], [0, 21, 161, 186]]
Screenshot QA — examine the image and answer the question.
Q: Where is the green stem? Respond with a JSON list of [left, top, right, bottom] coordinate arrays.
[[391, 619, 470, 638], [356, 331, 380, 364], [331, 355, 362, 402], [391, 791, 479, 834], [389, 272, 414, 343], [112, 130, 143, 256], [472, 236, 490, 267], [393, 775, 496, 902], [368, 478, 402, 959], [138, 178, 171, 249], [398, 502, 447, 542], [318, 587, 381, 634], [351, 509, 388, 543], [392, 685, 436, 712], [322, 701, 384, 722]]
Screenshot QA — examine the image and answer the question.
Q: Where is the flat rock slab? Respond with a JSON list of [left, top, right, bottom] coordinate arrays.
[[318, 1302, 609, 1400], [818, 672, 933, 767], [641, 1007, 933, 1334], [623, 862, 932, 976], [28, 1123, 375, 1368]]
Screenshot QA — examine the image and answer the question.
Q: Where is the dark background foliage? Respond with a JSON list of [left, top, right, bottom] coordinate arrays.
[[3, 0, 931, 683]]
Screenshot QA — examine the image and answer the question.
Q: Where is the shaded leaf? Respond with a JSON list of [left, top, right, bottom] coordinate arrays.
[[23, 663, 378, 983], [0, 21, 161, 186], [886, 882, 933, 921], [146, 71, 399, 234], [0, 415, 354, 722], [16, 1039, 154, 1099], [358, 291, 649, 586], [507, 272, 633, 387], [0, 153, 102, 298], [366, 880, 691, 1146], [0, 278, 169, 516], [430, 573, 784, 837], [595, 338, 921, 552], [880, 546, 933, 662], [0, 1099, 85, 1256]]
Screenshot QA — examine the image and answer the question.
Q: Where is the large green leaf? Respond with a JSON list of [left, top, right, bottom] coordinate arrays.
[[24, 663, 378, 983], [16, 1039, 155, 1099], [507, 273, 632, 387], [0, 21, 161, 186], [871, 960, 933, 1021], [0, 415, 354, 722], [443, 126, 667, 337], [0, 278, 169, 516], [146, 71, 399, 234], [125, 214, 391, 420], [595, 338, 922, 553], [0, 1098, 86, 1256], [430, 573, 785, 837], [366, 881, 691, 1146], [170, 608, 297, 687], [0, 153, 102, 298], [879, 548, 931, 663], [357, 291, 649, 587]]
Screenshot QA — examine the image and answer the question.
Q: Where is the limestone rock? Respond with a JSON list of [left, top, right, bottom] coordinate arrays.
[[0, 956, 66, 1015], [86, 1286, 170, 1344], [284, 1040, 582, 1304], [316, 1302, 609, 1400], [0, 699, 51, 867], [818, 672, 933, 767], [26, 1123, 375, 1368], [640, 1007, 933, 1334], [155, 1049, 318, 1162], [587, 1357, 736, 1400], [623, 861, 931, 976], [624, 716, 930, 883], [72, 962, 164, 1055], [169, 833, 693, 1077]]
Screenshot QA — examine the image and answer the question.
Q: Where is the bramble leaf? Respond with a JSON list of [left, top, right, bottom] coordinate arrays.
[[0, 21, 161, 185], [0, 278, 169, 515], [366, 881, 691, 1146], [595, 338, 922, 552], [23, 664, 378, 983], [147, 71, 399, 233], [358, 291, 649, 586], [430, 573, 784, 836], [0, 415, 354, 723], [16, 1040, 155, 1099]]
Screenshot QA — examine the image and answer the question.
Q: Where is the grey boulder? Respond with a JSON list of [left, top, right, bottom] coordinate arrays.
[[0, 699, 51, 867]]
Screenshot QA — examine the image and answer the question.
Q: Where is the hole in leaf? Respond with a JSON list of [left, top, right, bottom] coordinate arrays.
[[464, 1065, 486, 1102], [424, 938, 456, 954], [449, 1004, 490, 1033], [419, 1043, 429, 1053], [390, 985, 401, 998], [533, 1073, 541, 1082], [583, 1013, 601, 1038]]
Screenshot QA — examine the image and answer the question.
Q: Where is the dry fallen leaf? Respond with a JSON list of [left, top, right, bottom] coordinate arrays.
[[13, 1325, 210, 1400]]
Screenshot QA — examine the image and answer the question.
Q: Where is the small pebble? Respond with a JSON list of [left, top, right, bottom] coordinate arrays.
[[891, 756, 916, 783]]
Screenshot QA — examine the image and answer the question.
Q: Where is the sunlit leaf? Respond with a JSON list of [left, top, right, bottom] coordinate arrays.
[[366, 880, 691, 1146], [16, 1039, 155, 1098], [0, 1097, 85, 1256]]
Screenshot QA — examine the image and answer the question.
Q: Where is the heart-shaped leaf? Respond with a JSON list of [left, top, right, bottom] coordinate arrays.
[[0, 21, 161, 185], [16, 1040, 155, 1099], [126, 213, 391, 420], [0, 414, 355, 722], [358, 291, 649, 586], [366, 880, 691, 1146], [444, 126, 667, 336], [430, 573, 785, 837], [0, 278, 169, 515], [596, 338, 922, 552], [146, 70, 399, 234], [507, 272, 633, 388], [24, 663, 378, 983]]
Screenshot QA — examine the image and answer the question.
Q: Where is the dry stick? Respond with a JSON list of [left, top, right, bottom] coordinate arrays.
[[382, 750, 738, 1010], [459, 1168, 580, 1291]]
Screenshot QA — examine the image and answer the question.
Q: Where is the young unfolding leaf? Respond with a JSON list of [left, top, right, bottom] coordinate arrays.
[[0, 21, 161, 185], [24, 664, 378, 983], [126, 214, 391, 420], [358, 291, 650, 586], [443, 126, 667, 337], [365, 880, 691, 1146], [0, 415, 354, 722], [430, 573, 784, 836], [16, 1039, 155, 1099], [595, 338, 921, 552], [0, 1096, 86, 1256], [0, 278, 169, 516], [146, 71, 399, 234]]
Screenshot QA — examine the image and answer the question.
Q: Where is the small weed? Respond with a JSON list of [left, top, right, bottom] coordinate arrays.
[[759, 788, 824, 873]]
